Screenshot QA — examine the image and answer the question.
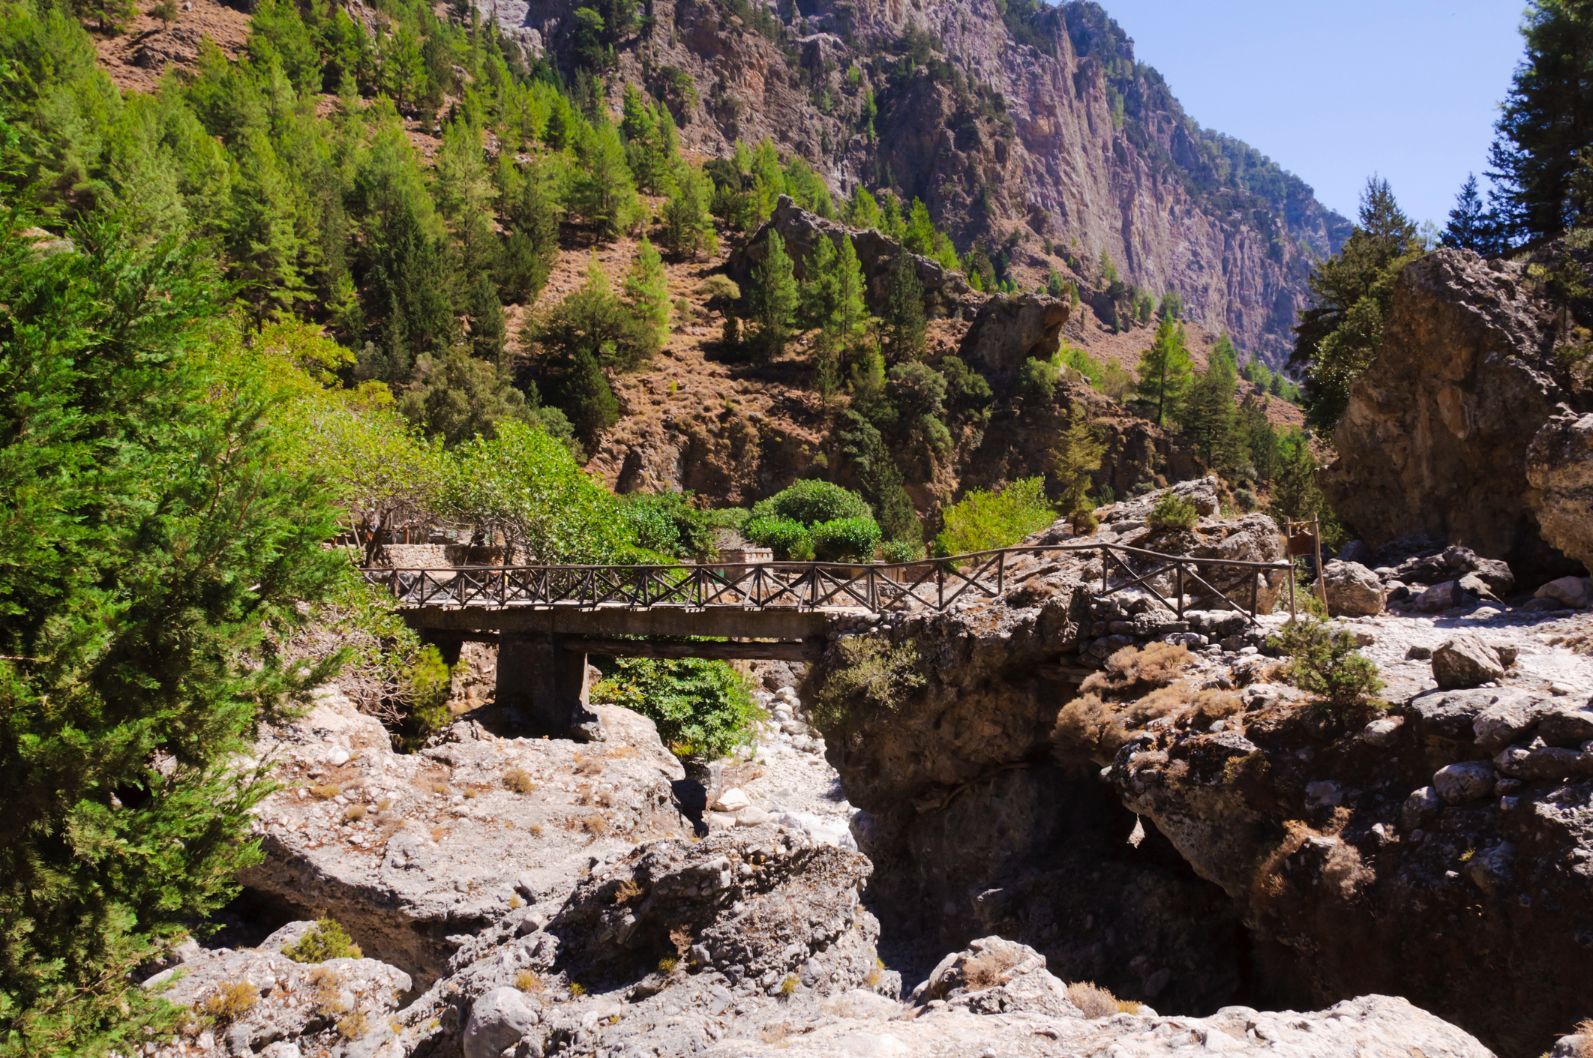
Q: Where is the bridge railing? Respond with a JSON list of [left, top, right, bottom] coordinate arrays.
[[362, 542, 1293, 622]]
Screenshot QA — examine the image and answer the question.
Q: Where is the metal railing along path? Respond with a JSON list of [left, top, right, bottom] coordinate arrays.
[[362, 542, 1294, 623]]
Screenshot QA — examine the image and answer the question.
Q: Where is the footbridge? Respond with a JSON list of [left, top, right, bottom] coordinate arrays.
[[366, 544, 1289, 736]]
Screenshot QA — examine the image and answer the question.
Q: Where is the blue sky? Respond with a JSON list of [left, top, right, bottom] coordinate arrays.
[[1090, 0, 1528, 227]]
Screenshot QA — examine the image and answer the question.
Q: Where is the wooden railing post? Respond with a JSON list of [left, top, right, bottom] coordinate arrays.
[[1175, 563, 1185, 618], [996, 550, 1005, 596]]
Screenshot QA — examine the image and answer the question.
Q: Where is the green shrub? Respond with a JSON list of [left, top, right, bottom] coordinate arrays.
[[403, 645, 453, 741], [934, 477, 1056, 557], [622, 491, 714, 559], [743, 515, 815, 560], [811, 517, 883, 562], [1018, 357, 1057, 402], [877, 539, 922, 563], [812, 637, 925, 735], [1147, 492, 1198, 531], [750, 480, 872, 526], [1268, 620, 1384, 716], [284, 919, 363, 963], [592, 658, 762, 759]]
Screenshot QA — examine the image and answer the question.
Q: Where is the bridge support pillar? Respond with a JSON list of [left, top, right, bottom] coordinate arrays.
[[496, 634, 599, 740]]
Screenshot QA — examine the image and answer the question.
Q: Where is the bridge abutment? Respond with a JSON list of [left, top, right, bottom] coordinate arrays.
[[496, 634, 598, 740]]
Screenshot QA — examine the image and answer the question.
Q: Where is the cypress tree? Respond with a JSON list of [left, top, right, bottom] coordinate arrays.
[[0, 221, 341, 1054], [882, 249, 926, 360], [749, 230, 799, 360], [1291, 178, 1422, 430]]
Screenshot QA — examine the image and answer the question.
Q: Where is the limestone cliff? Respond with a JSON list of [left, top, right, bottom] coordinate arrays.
[[483, 0, 1349, 366], [1326, 248, 1593, 575]]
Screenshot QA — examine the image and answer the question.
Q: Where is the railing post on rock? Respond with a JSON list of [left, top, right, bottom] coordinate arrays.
[[496, 633, 599, 741]]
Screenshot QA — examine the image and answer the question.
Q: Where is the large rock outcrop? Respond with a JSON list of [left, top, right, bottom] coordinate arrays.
[[239, 688, 691, 983], [1326, 250, 1566, 565], [1526, 408, 1593, 572], [1327, 249, 1593, 573], [803, 482, 1287, 1011], [1110, 680, 1593, 1057]]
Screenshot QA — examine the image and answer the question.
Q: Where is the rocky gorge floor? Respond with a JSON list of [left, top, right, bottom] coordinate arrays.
[[142, 485, 1593, 1058]]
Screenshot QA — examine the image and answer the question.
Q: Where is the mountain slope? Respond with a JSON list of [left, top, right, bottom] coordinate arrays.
[[487, 0, 1349, 366]]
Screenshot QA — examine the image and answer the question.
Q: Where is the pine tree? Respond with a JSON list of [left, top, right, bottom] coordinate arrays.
[[620, 86, 678, 194], [557, 345, 620, 441], [1440, 174, 1505, 255], [903, 198, 938, 256], [823, 234, 869, 356], [568, 117, 640, 236], [1489, 0, 1593, 240], [749, 230, 799, 360], [1292, 177, 1423, 430], [226, 130, 307, 322], [1135, 315, 1193, 427], [846, 185, 884, 231], [623, 237, 670, 360], [882, 249, 926, 360], [498, 154, 561, 303], [1181, 354, 1244, 476], [1050, 408, 1106, 515], [659, 164, 717, 259], [801, 230, 839, 328]]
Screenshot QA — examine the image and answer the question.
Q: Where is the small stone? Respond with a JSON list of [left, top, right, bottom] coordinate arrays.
[[1405, 644, 1433, 661], [326, 747, 351, 767], [1360, 716, 1404, 748], [713, 788, 752, 813], [1432, 761, 1495, 804], [1401, 786, 1443, 828], [1535, 575, 1593, 609]]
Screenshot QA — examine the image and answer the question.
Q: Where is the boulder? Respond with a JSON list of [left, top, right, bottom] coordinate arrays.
[[1526, 409, 1593, 573], [142, 927, 411, 1057], [1321, 560, 1385, 616], [1535, 574, 1593, 609], [1432, 635, 1507, 689], [1408, 579, 1473, 613], [1325, 249, 1574, 567], [959, 292, 1071, 382], [463, 987, 540, 1058], [909, 937, 1077, 1017]]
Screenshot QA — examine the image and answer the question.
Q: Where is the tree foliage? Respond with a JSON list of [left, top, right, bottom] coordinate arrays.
[[1291, 178, 1423, 431], [0, 222, 343, 1055], [1134, 316, 1192, 427], [1489, 0, 1593, 241]]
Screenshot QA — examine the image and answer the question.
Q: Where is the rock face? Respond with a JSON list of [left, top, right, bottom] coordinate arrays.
[[1327, 249, 1592, 572], [1110, 676, 1593, 1057], [729, 196, 976, 319], [1526, 409, 1593, 571], [491, 0, 1348, 365], [239, 688, 691, 983], [803, 482, 1287, 1012]]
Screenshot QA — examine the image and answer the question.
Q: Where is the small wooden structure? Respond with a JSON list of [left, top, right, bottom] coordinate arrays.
[[1284, 516, 1331, 618]]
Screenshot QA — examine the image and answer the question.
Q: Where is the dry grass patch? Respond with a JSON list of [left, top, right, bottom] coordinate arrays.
[[1053, 683, 1192, 763], [309, 783, 342, 800], [503, 768, 536, 794], [515, 970, 546, 994], [1066, 981, 1143, 1017], [1082, 643, 1193, 694], [960, 946, 1021, 992], [612, 878, 643, 905], [198, 981, 258, 1024], [341, 804, 367, 824], [335, 1009, 369, 1039]]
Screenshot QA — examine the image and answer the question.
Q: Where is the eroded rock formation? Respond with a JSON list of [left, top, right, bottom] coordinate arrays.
[[1327, 249, 1593, 575]]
